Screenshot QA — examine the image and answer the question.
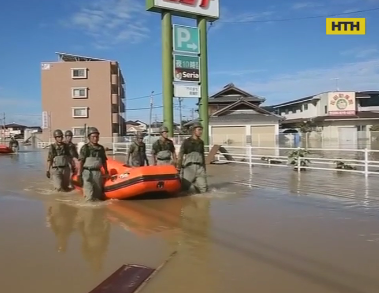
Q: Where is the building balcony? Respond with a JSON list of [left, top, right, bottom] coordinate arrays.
[[111, 74, 118, 85], [112, 94, 118, 104], [112, 113, 119, 124]]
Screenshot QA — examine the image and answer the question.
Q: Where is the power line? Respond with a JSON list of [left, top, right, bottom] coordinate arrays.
[[220, 7, 379, 23], [127, 105, 163, 111], [128, 92, 162, 101]]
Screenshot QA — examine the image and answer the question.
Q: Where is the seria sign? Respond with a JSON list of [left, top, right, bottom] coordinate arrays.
[[146, 0, 220, 20], [173, 54, 200, 82]]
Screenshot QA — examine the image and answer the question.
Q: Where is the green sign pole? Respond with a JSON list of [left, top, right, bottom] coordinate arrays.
[[162, 11, 174, 136], [197, 17, 209, 145]]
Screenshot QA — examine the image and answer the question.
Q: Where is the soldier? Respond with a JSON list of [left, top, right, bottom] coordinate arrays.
[[64, 130, 79, 189], [64, 130, 79, 159], [126, 133, 149, 167], [177, 122, 208, 193], [151, 126, 177, 166], [9, 136, 19, 153], [46, 129, 75, 192], [77, 127, 109, 201]]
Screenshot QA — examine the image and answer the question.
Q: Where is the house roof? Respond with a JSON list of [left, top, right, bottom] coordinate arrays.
[[273, 91, 379, 108], [272, 95, 318, 108], [150, 121, 180, 127], [4, 123, 27, 128], [212, 98, 281, 118], [135, 120, 147, 125], [281, 111, 379, 124], [208, 83, 265, 104], [184, 114, 280, 126], [184, 99, 282, 127], [125, 120, 140, 125]]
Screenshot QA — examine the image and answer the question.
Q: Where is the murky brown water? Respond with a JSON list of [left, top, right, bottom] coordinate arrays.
[[1, 147, 379, 293]]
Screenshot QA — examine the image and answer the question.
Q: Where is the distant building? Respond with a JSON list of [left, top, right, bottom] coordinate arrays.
[[185, 83, 282, 147], [126, 120, 147, 133], [126, 120, 181, 135], [272, 91, 379, 141], [41, 52, 126, 142]]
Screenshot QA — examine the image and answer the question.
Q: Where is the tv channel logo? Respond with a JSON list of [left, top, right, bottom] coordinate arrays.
[[326, 18, 365, 35]]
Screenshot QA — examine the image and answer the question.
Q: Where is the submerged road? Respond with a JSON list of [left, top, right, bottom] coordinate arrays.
[[1, 148, 379, 293]]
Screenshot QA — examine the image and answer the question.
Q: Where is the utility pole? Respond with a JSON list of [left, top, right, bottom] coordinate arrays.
[[148, 91, 154, 141], [2, 113, 5, 139], [178, 98, 183, 129], [331, 77, 339, 91], [190, 108, 195, 120]]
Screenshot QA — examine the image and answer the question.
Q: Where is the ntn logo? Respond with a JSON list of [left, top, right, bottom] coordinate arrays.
[[164, 0, 211, 8]]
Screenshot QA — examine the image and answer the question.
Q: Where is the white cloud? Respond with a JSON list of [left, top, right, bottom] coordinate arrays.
[[0, 98, 36, 107], [210, 69, 266, 76], [240, 58, 379, 103], [291, 2, 323, 9], [66, 0, 150, 48], [340, 47, 378, 58]]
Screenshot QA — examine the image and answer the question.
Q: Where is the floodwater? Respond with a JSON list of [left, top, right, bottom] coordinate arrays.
[[2, 147, 379, 293]]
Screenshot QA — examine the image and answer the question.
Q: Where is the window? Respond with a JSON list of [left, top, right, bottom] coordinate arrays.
[[72, 127, 86, 137], [71, 68, 87, 79], [72, 107, 88, 118], [304, 103, 308, 110], [324, 105, 328, 114], [72, 87, 88, 98]]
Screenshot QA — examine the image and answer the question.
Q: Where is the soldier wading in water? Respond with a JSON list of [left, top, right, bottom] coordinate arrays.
[[64, 130, 79, 189], [46, 129, 75, 192], [177, 122, 208, 193], [126, 133, 149, 167], [151, 126, 177, 166], [77, 127, 110, 201]]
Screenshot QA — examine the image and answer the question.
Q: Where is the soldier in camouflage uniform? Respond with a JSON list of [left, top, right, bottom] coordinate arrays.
[[78, 127, 110, 201], [46, 129, 75, 192], [126, 133, 149, 167], [64, 130, 79, 189], [151, 126, 177, 166], [177, 122, 208, 193]]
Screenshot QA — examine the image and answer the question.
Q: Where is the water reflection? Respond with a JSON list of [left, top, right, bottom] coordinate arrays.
[[46, 202, 78, 253], [76, 207, 110, 272], [153, 197, 218, 292], [46, 202, 110, 271], [107, 198, 186, 238]]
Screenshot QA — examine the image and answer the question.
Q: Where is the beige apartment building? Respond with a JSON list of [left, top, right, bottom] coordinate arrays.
[[41, 52, 126, 143]]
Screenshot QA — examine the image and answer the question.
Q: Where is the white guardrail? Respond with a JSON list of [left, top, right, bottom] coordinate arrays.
[[112, 143, 379, 177]]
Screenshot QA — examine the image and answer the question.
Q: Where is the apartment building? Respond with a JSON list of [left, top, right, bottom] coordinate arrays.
[[41, 52, 126, 143]]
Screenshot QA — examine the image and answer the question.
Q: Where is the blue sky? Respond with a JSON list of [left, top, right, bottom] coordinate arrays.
[[0, 0, 379, 126]]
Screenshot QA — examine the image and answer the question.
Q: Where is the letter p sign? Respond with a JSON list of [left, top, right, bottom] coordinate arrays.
[[177, 28, 190, 48], [173, 25, 200, 54]]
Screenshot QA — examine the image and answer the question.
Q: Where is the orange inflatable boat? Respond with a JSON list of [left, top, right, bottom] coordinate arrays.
[[0, 145, 13, 154], [72, 158, 181, 200]]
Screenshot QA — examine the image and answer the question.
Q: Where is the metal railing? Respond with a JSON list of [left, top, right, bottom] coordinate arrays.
[[112, 142, 379, 177]]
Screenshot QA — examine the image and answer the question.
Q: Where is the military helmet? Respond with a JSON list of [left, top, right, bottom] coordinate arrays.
[[192, 122, 203, 129], [87, 127, 99, 137], [65, 130, 73, 136], [159, 126, 169, 133], [53, 129, 63, 137]]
